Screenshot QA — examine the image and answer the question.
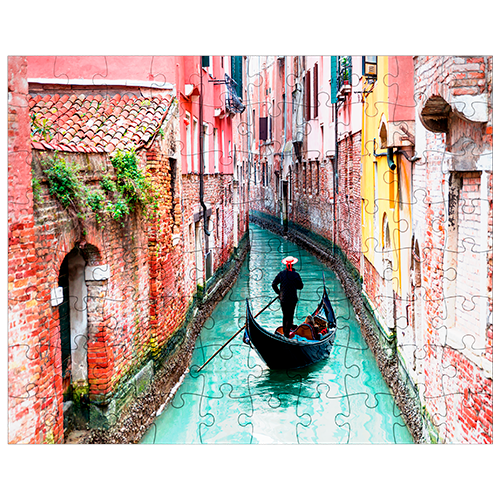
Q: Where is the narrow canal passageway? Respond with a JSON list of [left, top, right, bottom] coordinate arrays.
[[141, 224, 413, 444]]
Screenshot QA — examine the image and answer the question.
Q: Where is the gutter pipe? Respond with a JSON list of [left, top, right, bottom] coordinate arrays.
[[199, 57, 211, 237]]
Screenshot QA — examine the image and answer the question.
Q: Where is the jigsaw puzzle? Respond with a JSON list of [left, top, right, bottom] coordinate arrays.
[[8, 55, 493, 451]]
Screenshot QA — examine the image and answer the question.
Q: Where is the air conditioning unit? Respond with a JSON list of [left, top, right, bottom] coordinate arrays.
[[365, 63, 377, 76]]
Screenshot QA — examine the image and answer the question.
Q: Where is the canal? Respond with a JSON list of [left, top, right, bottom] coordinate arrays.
[[141, 223, 413, 444]]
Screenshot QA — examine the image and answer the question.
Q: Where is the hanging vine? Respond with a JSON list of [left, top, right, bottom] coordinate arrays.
[[38, 150, 159, 226]]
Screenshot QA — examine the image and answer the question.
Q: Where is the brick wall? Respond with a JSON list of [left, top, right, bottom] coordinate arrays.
[[8, 57, 65, 443], [9, 90, 203, 440], [336, 132, 362, 273], [411, 56, 492, 443], [181, 173, 235, 286], [290, 158, 335, 243]]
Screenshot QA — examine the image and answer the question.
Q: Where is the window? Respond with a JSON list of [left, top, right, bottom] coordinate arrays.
[[193, 117, 198, 173], [316, 161, 320, 195], [282, 93, 286, 131], [252, 109, 256, 142], [214, 128, 219, 173], [313, 63, 319, 118], [216, 208, 220, 240], [259, 116, 268, 142], [231, 56, 243, 98], [185, 112, 192, 173], [362, 56, 378, 80], [338, 56, 352, 87], [203, 123, 209, 173], [271, 99, 275, 139], [304, 70, 311, 121]]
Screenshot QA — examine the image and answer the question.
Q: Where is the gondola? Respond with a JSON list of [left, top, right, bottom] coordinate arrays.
[[243, 285, 337, 370]]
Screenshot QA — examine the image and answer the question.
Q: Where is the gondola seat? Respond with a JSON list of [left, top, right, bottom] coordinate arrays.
[[275, 323, 318, 341]]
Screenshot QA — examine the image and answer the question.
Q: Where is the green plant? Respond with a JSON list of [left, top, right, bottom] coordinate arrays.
[[38, 149, 159, 227], [41, 154, 84, 210], [31, 172, 42, 203], [106, 195, 130, 221], [111, 149, 158, 216], [100, 174, 116, 193], [86, 187, 106, 223], [340, 56, 350, 82], [31, 113, 54, 141]]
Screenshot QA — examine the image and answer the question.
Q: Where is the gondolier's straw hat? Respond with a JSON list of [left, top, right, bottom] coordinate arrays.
[[282, 256, 298, 270]]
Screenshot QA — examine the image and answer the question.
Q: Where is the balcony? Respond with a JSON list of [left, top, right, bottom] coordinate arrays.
[[336, 56, 352, 98], [224, 74, 246, 115]]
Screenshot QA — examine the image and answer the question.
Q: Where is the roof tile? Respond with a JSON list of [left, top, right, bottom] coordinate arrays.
[[29, 90, 173, 154]]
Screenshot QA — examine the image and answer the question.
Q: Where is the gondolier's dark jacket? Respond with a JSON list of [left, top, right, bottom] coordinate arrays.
[[272, 269, 304, 304]]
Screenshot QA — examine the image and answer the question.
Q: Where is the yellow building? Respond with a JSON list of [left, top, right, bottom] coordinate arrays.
[[360, 56, 416, 340]]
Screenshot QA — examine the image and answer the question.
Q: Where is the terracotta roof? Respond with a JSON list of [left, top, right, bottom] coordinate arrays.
[[29, 92, 173, 154]]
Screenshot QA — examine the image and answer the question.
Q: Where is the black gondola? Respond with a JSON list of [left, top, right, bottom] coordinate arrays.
[[244, 285, 337, 370]]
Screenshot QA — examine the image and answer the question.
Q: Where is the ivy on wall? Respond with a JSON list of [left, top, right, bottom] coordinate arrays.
[[38, 150, 159, 226]]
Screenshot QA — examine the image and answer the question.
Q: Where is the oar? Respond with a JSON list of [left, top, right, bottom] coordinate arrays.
[[196, 295, 279, 372]]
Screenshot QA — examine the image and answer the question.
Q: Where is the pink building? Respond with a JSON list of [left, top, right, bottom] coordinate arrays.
[[9, 56, 247, 442], [26, 55, 247, 293]]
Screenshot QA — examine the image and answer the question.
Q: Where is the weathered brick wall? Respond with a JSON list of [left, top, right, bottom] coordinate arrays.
[[29, 150, 154, 406], [181, 173, 235, 285], [335, 132, 362, 273], [362, 255, 384, 318], [8, 57, 65, 443], [412, 56, 492, 443], [290, 159, 335, 243], [9, 97, 194, 440]]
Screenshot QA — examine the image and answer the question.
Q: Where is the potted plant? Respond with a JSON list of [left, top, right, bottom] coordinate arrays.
[[340, 56, 350, 86]]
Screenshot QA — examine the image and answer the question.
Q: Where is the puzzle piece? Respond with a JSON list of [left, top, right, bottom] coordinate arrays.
[[8, 55, 493, 451]]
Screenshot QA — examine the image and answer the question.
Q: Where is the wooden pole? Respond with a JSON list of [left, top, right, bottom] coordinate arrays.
[[196, 296, 279, 372]]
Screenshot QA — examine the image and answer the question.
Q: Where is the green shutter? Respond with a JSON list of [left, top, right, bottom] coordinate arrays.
[[202, 56, 210, 68], [231, 56, 243, 98], [330, 56, 338, 103]]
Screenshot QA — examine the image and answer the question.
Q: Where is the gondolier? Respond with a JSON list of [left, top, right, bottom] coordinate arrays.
[[272, 256, 304, 338], [244, 279, 337, 370]]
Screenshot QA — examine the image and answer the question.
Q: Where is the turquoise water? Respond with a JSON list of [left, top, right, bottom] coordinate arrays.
[[141, 224, 413, 444]]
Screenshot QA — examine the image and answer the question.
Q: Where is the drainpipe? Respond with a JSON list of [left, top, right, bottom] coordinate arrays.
[[373, 143, 420, 171], [199, 57, 211, 237], [333, 100, 338, 252], [281, 57, 287, 230], [373, 141, 396, 171]]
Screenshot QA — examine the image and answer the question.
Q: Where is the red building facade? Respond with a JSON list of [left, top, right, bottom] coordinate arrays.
[[9, 56, 248, 443]]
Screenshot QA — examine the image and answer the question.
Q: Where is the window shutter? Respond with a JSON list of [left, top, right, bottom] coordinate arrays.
[[304, 71, 311, 121], [202, 56, 210, 68], [330, 56, 338, 103], [314, 63, 319, 118], [231, 56, 243, 98]]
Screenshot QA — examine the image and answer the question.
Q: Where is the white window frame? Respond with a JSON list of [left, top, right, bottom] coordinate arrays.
[[203, 122, 209, 173], [185, 112, 192, 174], [214, 127, 219, 173], [193, 117, 198, 173]]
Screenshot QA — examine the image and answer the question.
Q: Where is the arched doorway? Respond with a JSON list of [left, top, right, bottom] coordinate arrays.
[[58, 247, 89, 430]]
